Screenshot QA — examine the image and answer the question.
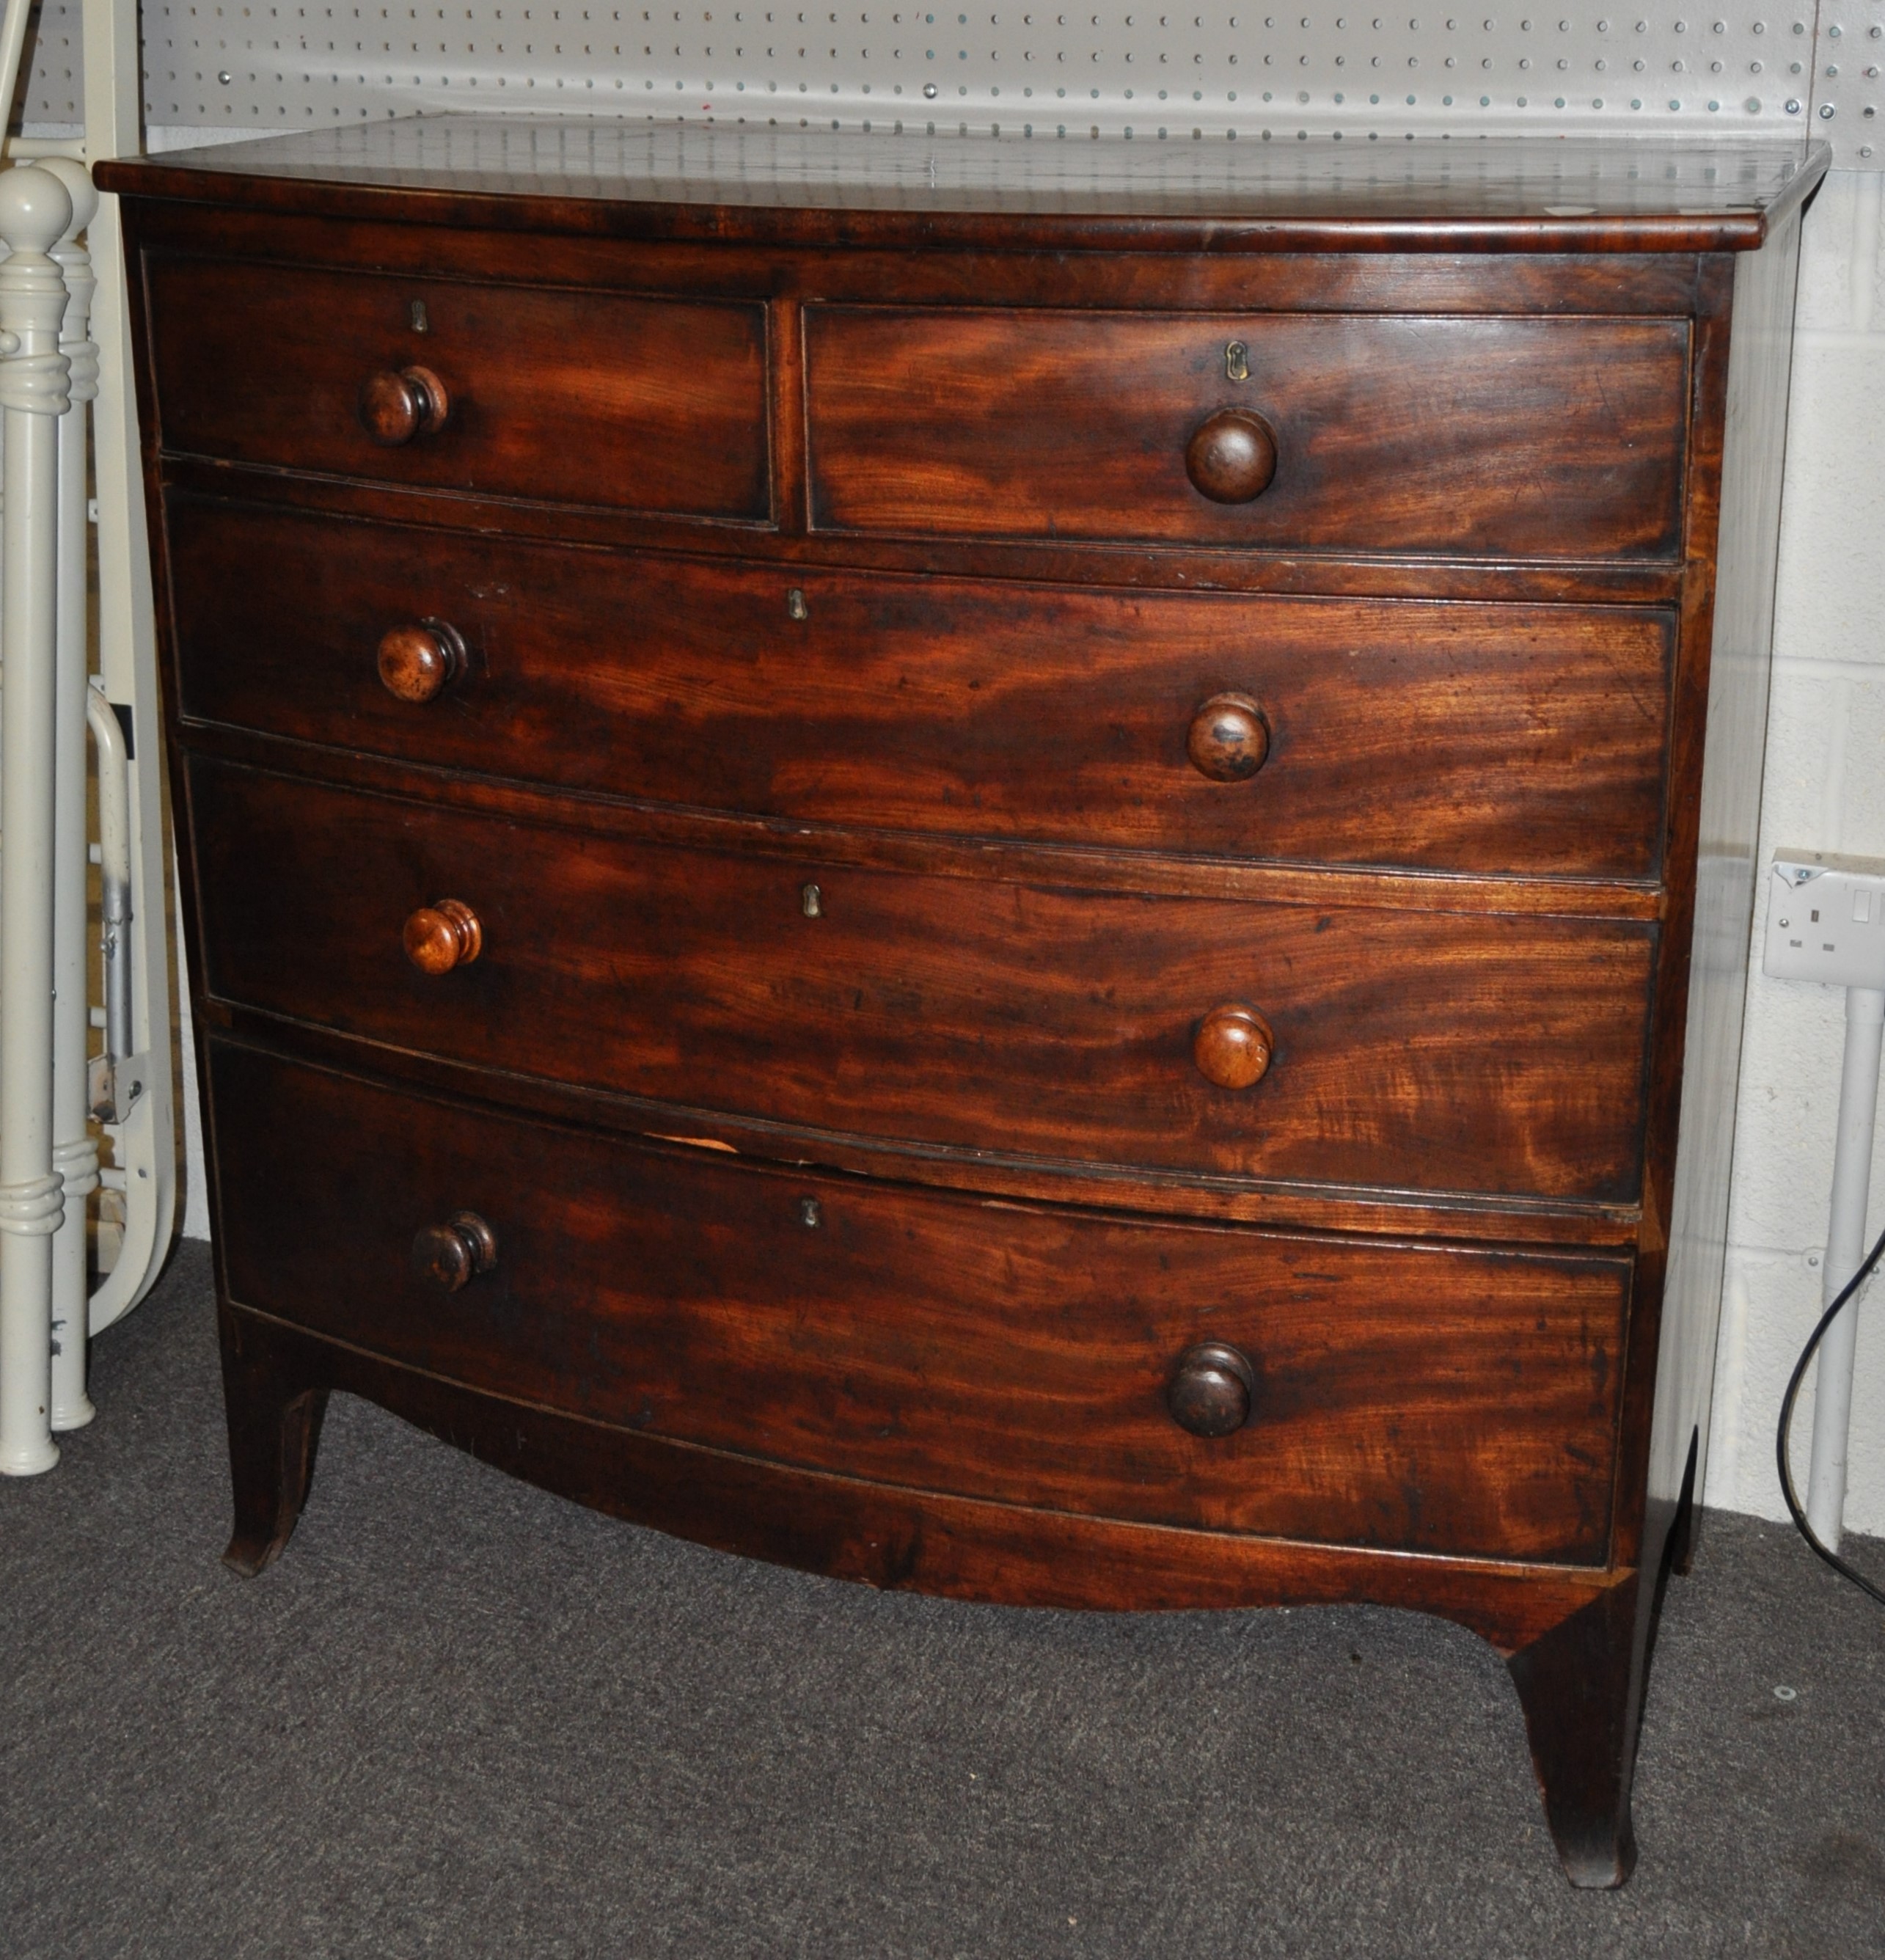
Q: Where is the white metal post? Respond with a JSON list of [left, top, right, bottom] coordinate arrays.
[[0, 164, 76, 1477], [45, 157, 101, 1433], [1807, 984, 1885, 1551]]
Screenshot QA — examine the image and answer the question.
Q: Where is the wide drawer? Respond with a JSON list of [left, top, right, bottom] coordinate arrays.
[[142, 255, 770, 520], [211, 1039, 1629, 1563], [186, 759, 1655, 1204], [167, 497, 1676, 881], [805, 307, 1689, 559]]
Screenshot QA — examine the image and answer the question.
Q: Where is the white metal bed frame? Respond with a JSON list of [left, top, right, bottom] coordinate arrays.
[[0, 0, 175, 1473]]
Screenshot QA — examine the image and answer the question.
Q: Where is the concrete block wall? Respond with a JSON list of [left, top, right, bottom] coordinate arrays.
[[141, 131, 1885, 1536]]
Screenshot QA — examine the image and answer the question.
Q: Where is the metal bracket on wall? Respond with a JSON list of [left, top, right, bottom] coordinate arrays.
[[17, 4, 1885, 169]]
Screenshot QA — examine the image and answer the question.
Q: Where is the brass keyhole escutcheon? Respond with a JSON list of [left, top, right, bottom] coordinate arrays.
[[1224, 339, 1251, 384], [787, 588, 809, 621], [801, 882, 824, 918]]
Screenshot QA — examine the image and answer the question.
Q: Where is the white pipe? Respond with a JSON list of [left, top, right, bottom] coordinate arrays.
[[45, 158, 100, 1434], [0, 164, 75, 1478], [1807, 984, 1885, 1551]]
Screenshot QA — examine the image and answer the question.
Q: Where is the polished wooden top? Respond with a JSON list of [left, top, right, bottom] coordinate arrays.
[[98, 116, 1829, 253]]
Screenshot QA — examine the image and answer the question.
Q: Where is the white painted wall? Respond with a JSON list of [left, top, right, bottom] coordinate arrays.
[[141, 128, 1885, 1535], [1710, 169, 1885, 1538]]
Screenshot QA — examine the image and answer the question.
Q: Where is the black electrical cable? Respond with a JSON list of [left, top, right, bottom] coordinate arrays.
[[1776, 1221, 1885, 1608]]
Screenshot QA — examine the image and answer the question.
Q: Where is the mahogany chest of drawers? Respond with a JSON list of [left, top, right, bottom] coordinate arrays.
[[99, 120, 1828, 1887]]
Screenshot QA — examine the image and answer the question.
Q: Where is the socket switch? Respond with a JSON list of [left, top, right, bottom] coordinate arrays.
[[1763, 850, 1885, 990]]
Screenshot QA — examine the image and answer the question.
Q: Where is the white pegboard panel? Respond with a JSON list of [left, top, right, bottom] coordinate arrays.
[[1815, 6, 1885, 159], [18, 2, 1884, 166]]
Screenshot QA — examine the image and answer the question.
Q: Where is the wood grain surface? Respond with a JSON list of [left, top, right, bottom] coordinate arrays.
[[165, 497, 1677, 880], [806, 307, 1690, 557], [142, 253, 771, 519], [211, 1039, 1630, 1562], [216, 1290, 1620, 1650], [186, 757, 1657, 1203]]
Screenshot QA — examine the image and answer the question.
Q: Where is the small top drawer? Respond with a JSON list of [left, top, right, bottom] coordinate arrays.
[[805, 307, 1689, 560], [142, 255, 771, 521]]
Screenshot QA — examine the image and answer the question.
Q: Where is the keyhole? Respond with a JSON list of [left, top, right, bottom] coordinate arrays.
[[787, 588, 809, 621], [801, 882, 824, 918], [1224, 340, 1251, 384], [410, 299, 431, 334]]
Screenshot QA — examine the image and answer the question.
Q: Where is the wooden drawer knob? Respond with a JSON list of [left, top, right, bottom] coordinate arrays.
[[377, 620, 466, 703], [1193, 1004, 1274, 1090], [1187, 693, 1271, 782], [1185, 409, 1278, 504], [411, 1210, 498, 1294], [403, 898, 482, 976], [359, 364, 450, 446], [1168, 1342, 1256, 1438]]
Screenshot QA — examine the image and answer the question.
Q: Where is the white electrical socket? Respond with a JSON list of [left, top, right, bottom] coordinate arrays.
[[1763, 850, 1885, 990]]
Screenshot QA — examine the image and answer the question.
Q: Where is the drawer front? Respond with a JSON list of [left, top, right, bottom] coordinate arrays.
[[211, 1040, 1628, 1562], [143, 255, 770, 520], [168, 497, 1674, 881], [188, 760, 1655, 1204], [805, 307, 1689, 558]]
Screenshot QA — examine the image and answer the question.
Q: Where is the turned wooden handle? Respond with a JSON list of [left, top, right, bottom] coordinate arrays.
[[410, 1210, 498, 1294], [1168, 1342, 1256, 1438], [377, 620, 466, 703], [1193, 1003, 1274, 1091], [359, 364, 450, 446], [1187, 693, 1271, 782], [403, 898, 483, 976], [1185, 409, 1278, 504]]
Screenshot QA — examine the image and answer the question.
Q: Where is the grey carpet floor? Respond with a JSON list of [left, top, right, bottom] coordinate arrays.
[[3, 1243, 1883, 1959]]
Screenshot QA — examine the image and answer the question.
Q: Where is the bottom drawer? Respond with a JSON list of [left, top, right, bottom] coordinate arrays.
[[210, 1041, 1628, 1565]]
